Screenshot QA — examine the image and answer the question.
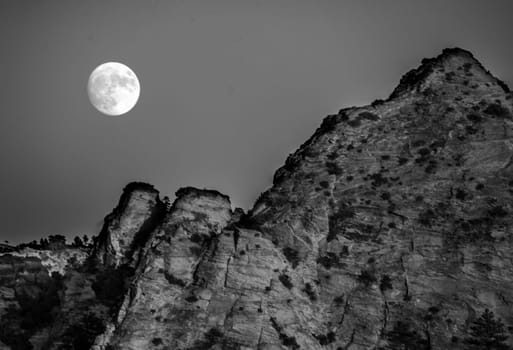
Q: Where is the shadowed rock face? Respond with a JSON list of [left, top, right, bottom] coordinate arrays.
[[1, 48, 513, 350]]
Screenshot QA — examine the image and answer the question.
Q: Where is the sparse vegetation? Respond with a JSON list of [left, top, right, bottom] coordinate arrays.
[[189, 233, 203, 243], [380, 274, 393, 292], [303, 283, 317, 301], [369, 172, 388, 187], [319, 114, 341, 133], [488, 205, 507, 218], [467, 113, 483, 123], [185, 295, 198, 303], [317, 252, 345, 270], [333, 295, 345, 305], [320, 180, 330, 189], [357, 269, 377, 287], [326, 161, 343, 175], [387, 321, 430, 350], [371, 99, 385, 107], [61, 313, 107, 350], [466, 125, 478, 134], [445, 71, 456, 81], [417, 147, 430, 157], [483, 103, 511, 119], [164, 272, 186, 287], [418, 208, 436, 227], [347, 118, 362, 127], [270, 318, 300, 349], [152, 337, 163, 345], [463, 309, 511, 350], [314, 331, 336, 345], [188, 327, 225, 350], [428, 306, 440, 314], [327, 204, 356, 242], [279, 274, 293, 289], [381, 192, 391, 201], [283, 247, 300, 268], [0, 268, 65, 349], [455, 188, 467, 200], [398, 157, 409, 165], [359, 111, 379, 121]]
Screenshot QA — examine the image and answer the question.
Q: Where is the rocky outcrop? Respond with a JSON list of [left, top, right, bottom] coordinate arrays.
[[242, 48, 513, 349], [0, 247, 89, 349], [1, 48, 513, 349], [92, 182, 165, 267], [95, 187, 234, 349], [7, 248, 87, 275]]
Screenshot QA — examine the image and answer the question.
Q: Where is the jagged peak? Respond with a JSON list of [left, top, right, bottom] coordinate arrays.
[[251, 47, 513, 222], [389, 47, 510, 99]]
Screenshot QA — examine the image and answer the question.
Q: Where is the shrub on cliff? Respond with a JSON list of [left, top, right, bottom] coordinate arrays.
[[357, 269, 377, 287], [483, 103, 511, 119], [326, 161, 343, 175], [303, 282, 317, 301], [371, 99, 385, 107], [386, 321, 430, 350], [282, 247, 300, 268], [278, 274, 293, 289], [327, 204, 356, 242], [463, 309, 511, 350], [62, 313, 106, 350], [380, 274, 393, 292], [317, 252, 344, 269], [72, 236, 84, 247], [48, 234, 67, 249], [189, 327, 225, 349], [0, 271, 64, 349], [359, 111, 379, 121]]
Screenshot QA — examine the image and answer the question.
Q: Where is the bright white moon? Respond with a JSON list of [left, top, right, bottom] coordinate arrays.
[[87, 62, 140, 116]]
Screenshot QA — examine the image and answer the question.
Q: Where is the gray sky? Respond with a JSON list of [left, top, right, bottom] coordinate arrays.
[[1, 0, 512, 244]]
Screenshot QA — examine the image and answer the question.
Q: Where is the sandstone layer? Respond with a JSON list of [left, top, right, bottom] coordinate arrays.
[[1, 48, 512, 350]]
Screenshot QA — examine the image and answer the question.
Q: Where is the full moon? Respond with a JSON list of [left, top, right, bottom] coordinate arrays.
[[87, 62, 140, 116]]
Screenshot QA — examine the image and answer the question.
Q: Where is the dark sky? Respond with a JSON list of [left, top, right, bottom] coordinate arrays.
[[1, 0, 512, 244]]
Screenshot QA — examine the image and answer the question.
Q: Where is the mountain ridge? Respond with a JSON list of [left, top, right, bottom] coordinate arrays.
[[1, 47, 513, 350]]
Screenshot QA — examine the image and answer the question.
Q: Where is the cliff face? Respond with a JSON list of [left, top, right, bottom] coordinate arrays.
[[1, 48, 513, 350], [92, 182, 164, 268]]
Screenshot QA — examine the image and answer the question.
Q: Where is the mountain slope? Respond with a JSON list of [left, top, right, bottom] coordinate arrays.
[[1, 48, 512, 350]]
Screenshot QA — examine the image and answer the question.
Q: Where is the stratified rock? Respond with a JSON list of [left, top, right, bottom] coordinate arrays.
[[1, 48, 513, 350], [243, 47, 513, 349], [100, 48, 513, 350], [92, 182, 166, 267], [96, 187, 233, 349]]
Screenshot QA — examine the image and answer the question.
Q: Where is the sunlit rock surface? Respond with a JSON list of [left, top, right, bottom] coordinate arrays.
[[1, 48, 513, 349], [92, 182, 162, 267], [7, 248, 87, 276]]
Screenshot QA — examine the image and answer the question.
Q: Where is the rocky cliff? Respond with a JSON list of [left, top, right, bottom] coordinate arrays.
[[1, 48, 512, 350]]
